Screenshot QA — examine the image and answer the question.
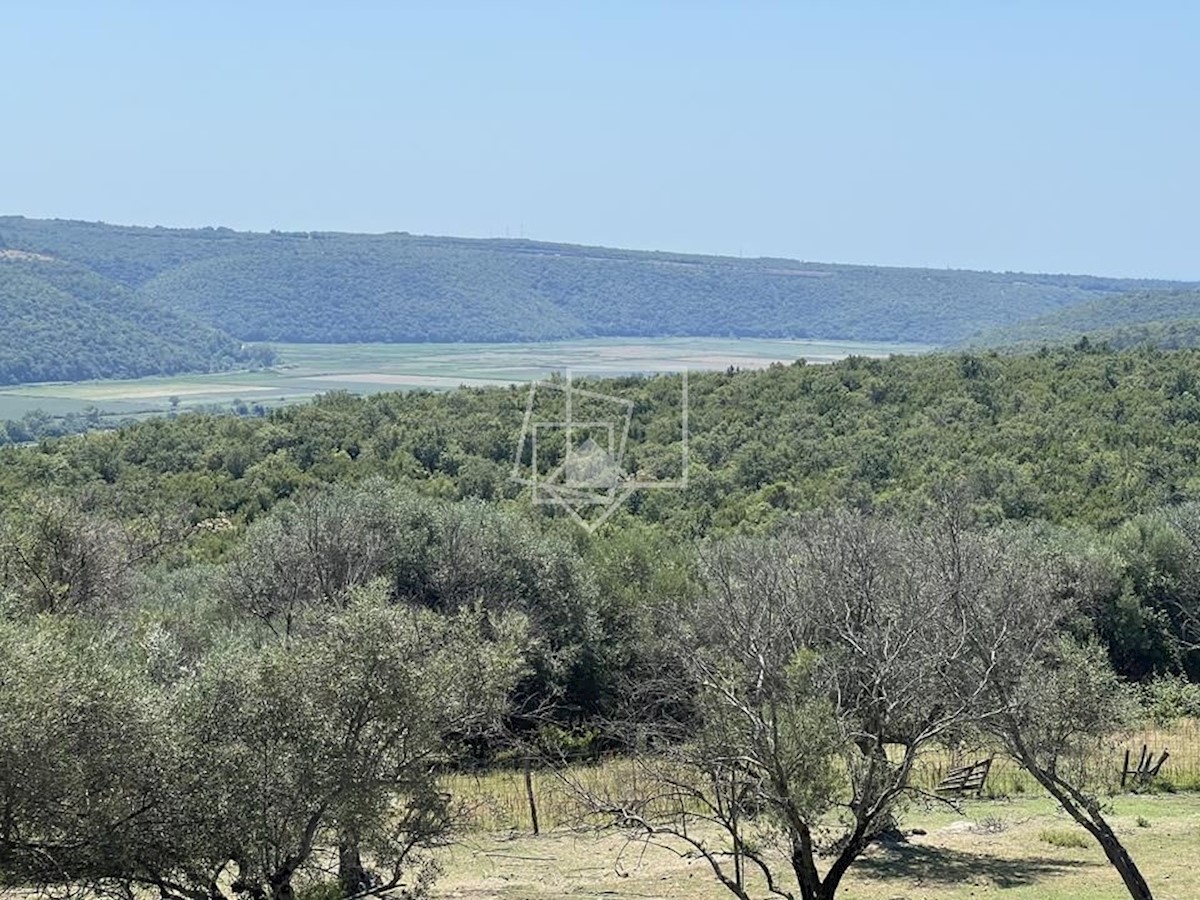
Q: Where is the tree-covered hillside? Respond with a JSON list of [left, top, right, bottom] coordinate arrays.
[[133, 239, 1159, 344], [0, 259, 268, 384], [6, 344, 1200, 685], [8, 343, 1200, 534], [1090, 318, 1200, 351], [965, 289, 1200, 350], [3, 216, 1193, 349]]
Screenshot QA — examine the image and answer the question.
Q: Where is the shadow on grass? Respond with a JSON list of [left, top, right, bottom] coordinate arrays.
[[854, 842, 1095, 888]]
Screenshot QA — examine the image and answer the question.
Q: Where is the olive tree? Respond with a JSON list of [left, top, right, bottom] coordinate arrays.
[[573, 511, 1012, 900], [0, 495, 136, 615], [0, 616, 167, 889], [994, 642, 1150, 899], [222, 480, 415, 636], [222, 483, 601, 723], [0, 492, 191, 618], [1, 591, 526, 900], [936, 518, 1157, 900], [171, 589, 524, 900]]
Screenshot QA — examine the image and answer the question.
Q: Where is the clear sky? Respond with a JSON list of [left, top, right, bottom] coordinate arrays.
[[2, 2, 1197, 279]]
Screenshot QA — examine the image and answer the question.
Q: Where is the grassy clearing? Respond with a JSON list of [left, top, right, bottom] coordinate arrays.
[[436, 722, 1200, 897], [432, 793, 1200, 899], [444, 720, 1200, 835], [915, 719, 1200, 800], [0, 337, 930, 422]]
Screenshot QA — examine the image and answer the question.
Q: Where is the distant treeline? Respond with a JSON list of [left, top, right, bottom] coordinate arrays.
[[964, 288, 1200, 351], [1, 215, 1195, 385], [0, 257, 273, 384], [0, 400, 270, 447]]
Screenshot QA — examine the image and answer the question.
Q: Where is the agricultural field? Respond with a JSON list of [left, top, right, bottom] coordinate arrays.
[[0, 337, 930, 423]]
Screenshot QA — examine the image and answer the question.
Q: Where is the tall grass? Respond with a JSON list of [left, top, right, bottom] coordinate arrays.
[[914, 718, 1200, 798], [444, 719, 1200, 833], [1118, 718, 1200, 791], [445, 760, 631, 833]]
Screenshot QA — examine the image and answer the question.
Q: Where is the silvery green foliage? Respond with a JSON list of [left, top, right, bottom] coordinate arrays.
[[582, 511, 1024, 900], [0, 589, 526, 900], [0, 617, 167, 887], [0, 495, 136, 616]]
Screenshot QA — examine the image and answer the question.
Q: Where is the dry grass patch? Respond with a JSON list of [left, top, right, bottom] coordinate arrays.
[[444, 719, 1200, 837], [433, 794, 1200, 900]]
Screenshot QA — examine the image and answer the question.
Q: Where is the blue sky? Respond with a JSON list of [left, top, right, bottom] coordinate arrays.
[[2, 2, 1197, 278]]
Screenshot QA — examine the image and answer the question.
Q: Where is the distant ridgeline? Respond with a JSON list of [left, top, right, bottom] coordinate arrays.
[[1, 215, 1197, 385], [962, 289, 1200, 352]]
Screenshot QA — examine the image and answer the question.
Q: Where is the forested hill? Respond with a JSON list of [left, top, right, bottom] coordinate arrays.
[[965, 289, 1200, 351], [0, 255, 269, 385], [8, 343, 1200, 683], [8, 343, 1200, 534], [2, 216, 1193, 354]]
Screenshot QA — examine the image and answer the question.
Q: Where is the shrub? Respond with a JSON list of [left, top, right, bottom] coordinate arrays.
[[1038, 827, 1090, 849], [1140, 676, 1200, 726]]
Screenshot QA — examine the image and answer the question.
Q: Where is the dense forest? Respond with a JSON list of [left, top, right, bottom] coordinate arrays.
[[8, 344, 1200, 529], [6, 344, 1200, 900], [2, 217, 1196, 386], [5, 344, 1200, 681], [0, 254, 271, 384]]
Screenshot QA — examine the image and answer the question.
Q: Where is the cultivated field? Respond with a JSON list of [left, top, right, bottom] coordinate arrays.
[[0, 337, 931, 423]]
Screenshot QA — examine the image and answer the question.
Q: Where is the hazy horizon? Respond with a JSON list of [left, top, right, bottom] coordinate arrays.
[[2, 2, 1198, 280], [7, 212, 1200, 284]]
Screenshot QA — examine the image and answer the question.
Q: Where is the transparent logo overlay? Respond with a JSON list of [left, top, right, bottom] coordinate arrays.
[[511, 371, 689, 532]]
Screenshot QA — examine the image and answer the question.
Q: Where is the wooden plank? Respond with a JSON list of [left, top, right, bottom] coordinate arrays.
[[936, 758, 991, 795]]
